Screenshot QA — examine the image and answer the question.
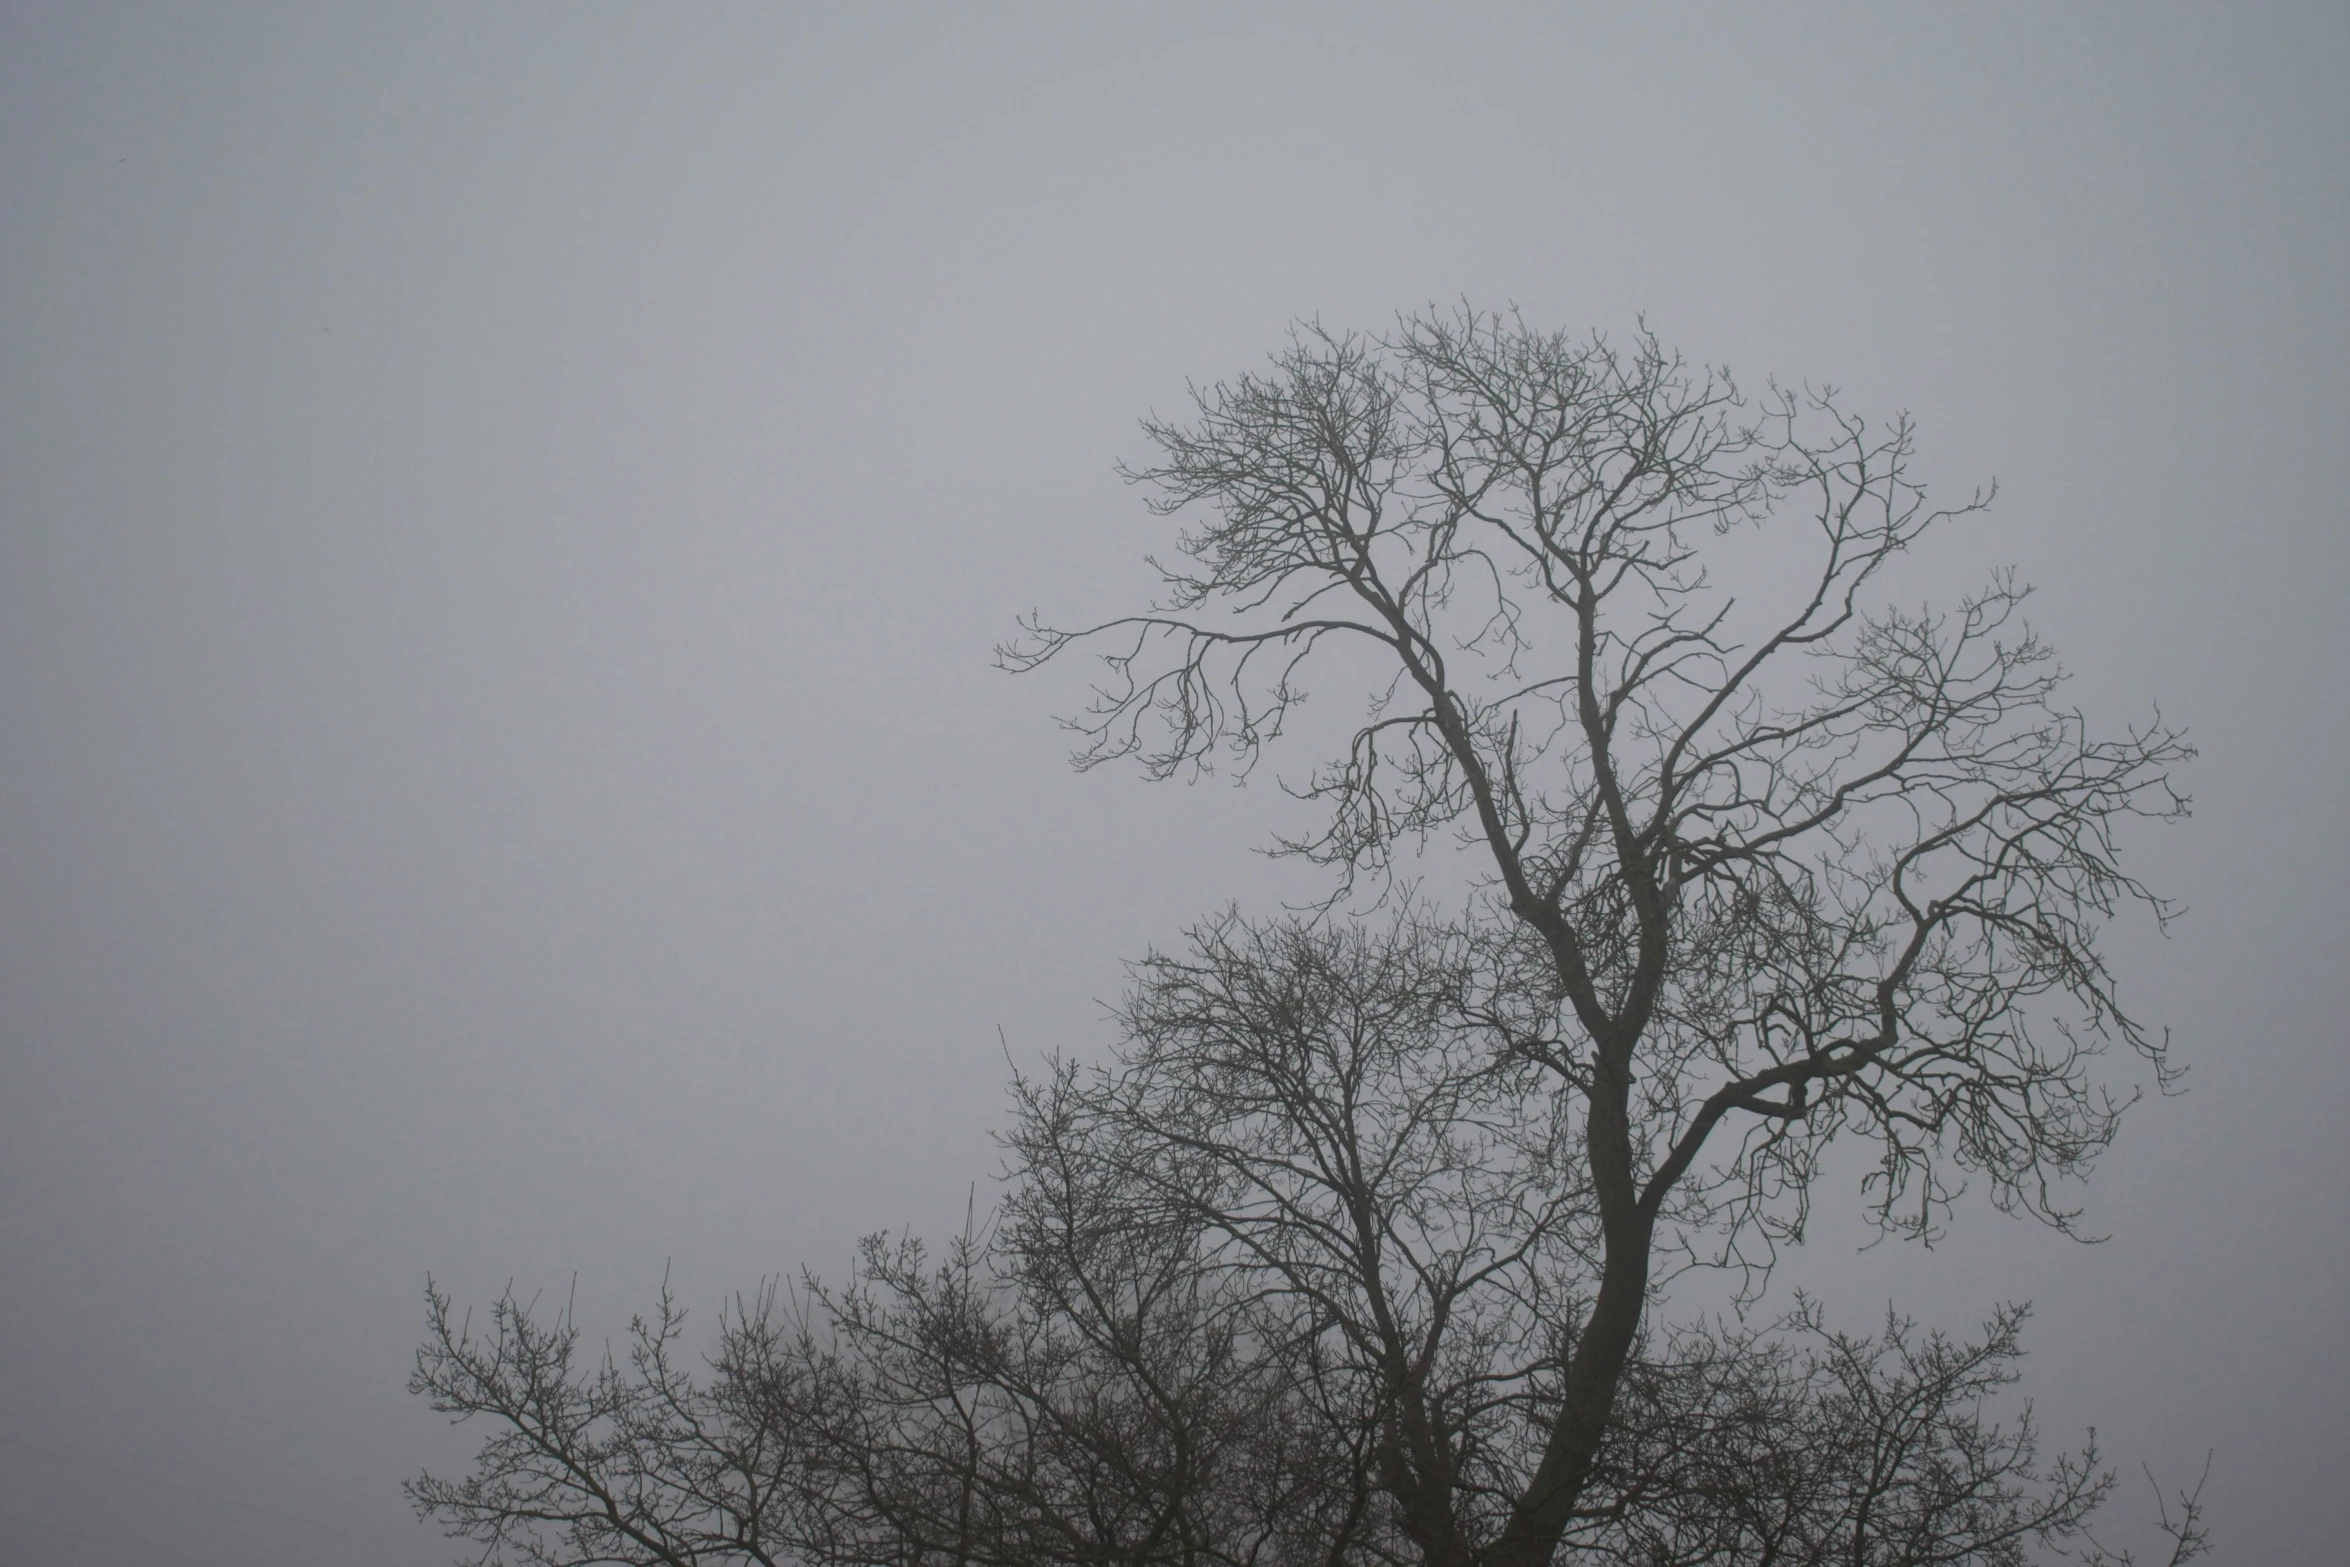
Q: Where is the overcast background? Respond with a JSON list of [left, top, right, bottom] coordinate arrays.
[[2, 4, 2344, 1563]]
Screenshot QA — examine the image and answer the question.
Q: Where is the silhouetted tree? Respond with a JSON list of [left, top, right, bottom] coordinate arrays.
[[408, 1276, 852, 1567], [1002, 309, 2191, 1566]]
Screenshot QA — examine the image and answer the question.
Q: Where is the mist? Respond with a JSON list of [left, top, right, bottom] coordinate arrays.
[[1, 5, 2343, 1562]]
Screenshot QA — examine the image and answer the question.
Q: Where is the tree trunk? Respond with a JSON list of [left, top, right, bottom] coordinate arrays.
[[1489, 1050, 1654, 1567]]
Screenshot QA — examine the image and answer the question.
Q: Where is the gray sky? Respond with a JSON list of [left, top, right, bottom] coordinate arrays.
[[1, 4, 2342, 1562]]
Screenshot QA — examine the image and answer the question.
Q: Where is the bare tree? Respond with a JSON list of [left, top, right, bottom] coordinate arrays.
[[408, 1275, 853, 1567], [993, 909, 1581, 1567], [1002, 309, 2191, 1567]]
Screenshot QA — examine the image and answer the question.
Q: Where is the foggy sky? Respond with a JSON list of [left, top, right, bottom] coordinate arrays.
[[2, 5, 2344, 1562]]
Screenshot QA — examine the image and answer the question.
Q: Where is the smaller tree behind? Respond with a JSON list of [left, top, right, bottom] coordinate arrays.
[[413, 914, 2202, 1567]]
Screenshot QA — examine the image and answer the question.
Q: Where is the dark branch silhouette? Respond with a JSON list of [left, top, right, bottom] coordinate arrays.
[[1002, 309, 2191, 1564]]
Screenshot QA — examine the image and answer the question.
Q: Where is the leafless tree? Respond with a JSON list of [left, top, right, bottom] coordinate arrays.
[[976, 909, 1580, 1567], [1001, 308, 2192, 1567], [408, 1274, 854, 1567]]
